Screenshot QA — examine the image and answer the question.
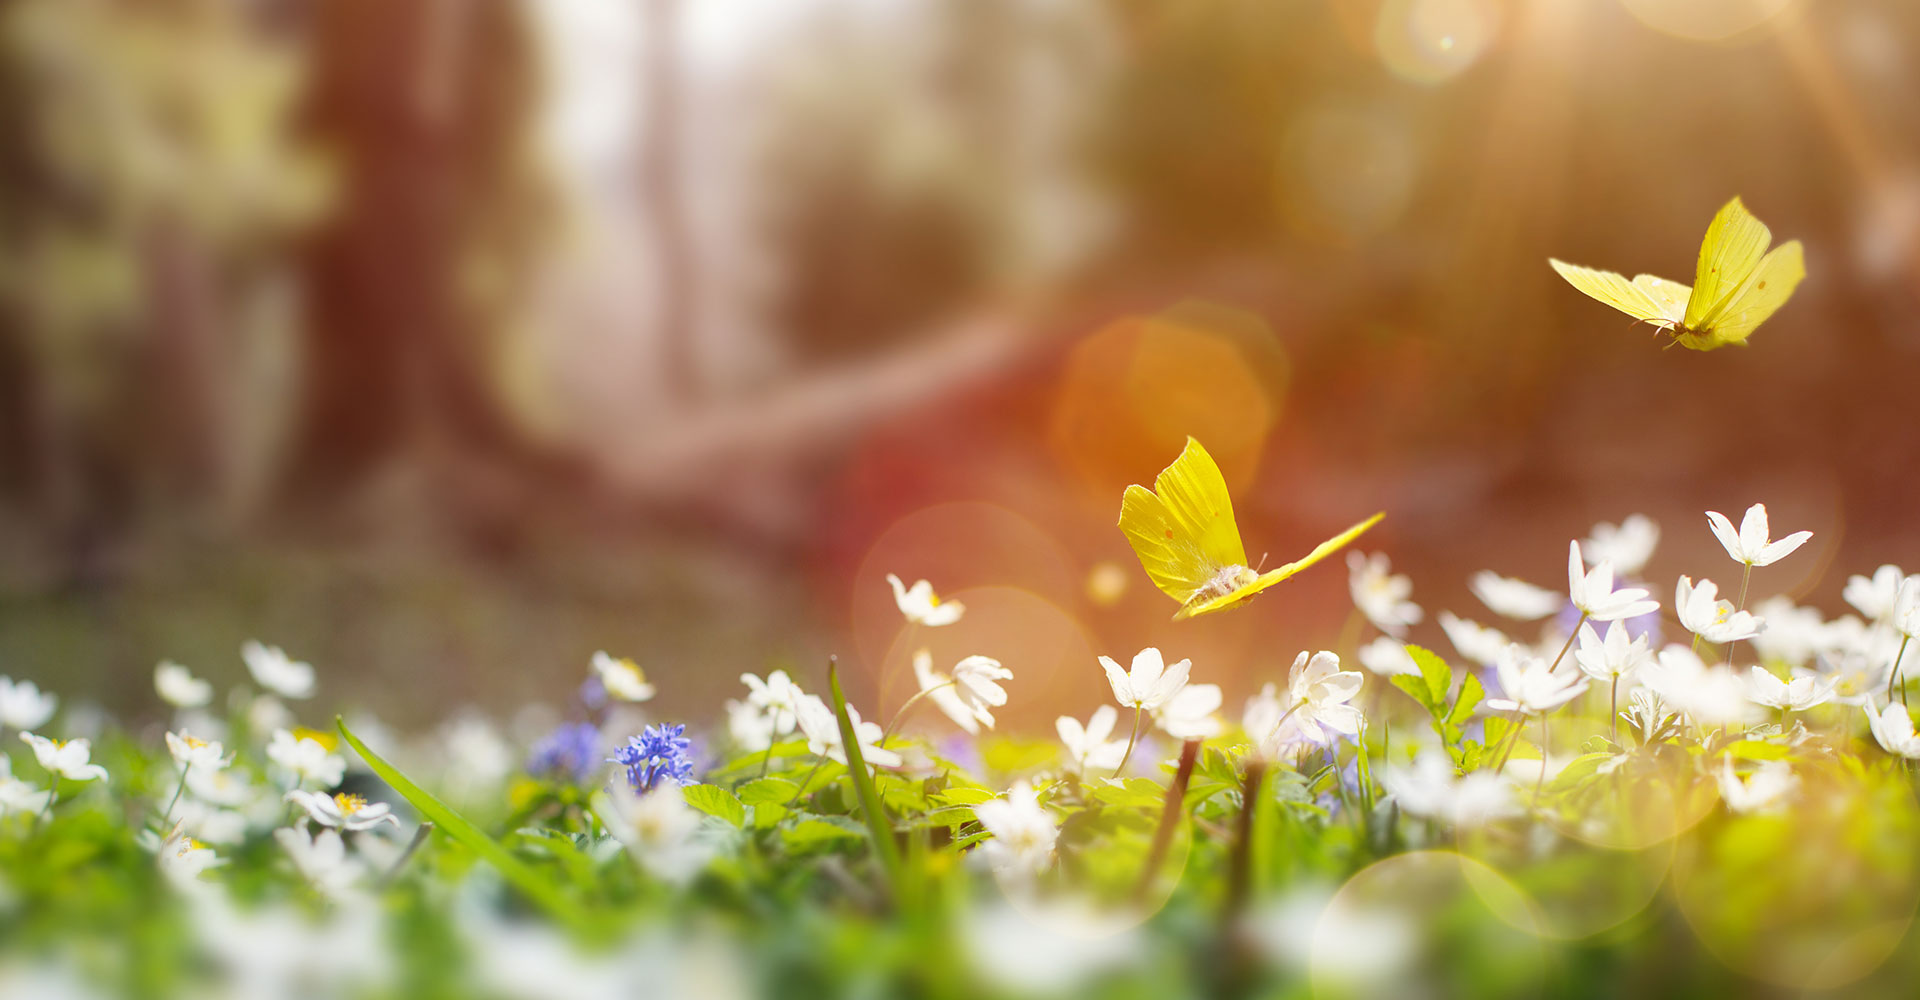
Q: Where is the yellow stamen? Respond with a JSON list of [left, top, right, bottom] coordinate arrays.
[[333, 792, 367, 815]]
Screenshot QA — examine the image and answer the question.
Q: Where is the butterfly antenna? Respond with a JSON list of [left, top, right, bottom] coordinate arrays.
[[1255, 551, 1269, 571]]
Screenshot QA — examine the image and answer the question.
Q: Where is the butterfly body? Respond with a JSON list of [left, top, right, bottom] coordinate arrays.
[[1549, 197, 1804, 351], [1116, 437, 1382, 620]]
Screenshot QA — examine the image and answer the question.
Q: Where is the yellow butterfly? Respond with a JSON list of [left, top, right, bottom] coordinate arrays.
[[1549, 196, 1805, 351], [1118, 437, 1384, 620]]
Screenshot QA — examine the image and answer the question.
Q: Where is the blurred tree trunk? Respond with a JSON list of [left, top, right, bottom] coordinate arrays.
[[287, 0, 567, 519], [641, 0, 696, 401]]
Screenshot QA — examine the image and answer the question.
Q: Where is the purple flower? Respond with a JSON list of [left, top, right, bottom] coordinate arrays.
[[609, 724, 697, 793], [528, 722, 601, 782]]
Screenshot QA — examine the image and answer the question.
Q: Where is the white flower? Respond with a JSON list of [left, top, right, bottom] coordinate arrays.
[[1642, 646, 1759, 725], [591, 651, 656, 703], [165, 731, 230, 771], [284, 790, 402, 831], [1356, 637, 1419, 677], [1705, 503, 1812, 568], [267, 729, 347, 788], [1745, 666, 1836, 712], [725, 699, 776, 753], [974, 781, 1058, 877], [20, 732, 108, 783], [1567, 542, 1659, 622], [1572, 621, 1652, 684], [1098, 648, 1191, 712], [1845, 565, 1909, 621], [275, 825, 365, 899], [795, 694, 902, 768], [741, 670, 806, 735], [0, 757, 50, 815], [1347, 552, 1422, 635], [1249, 651, 1364, 753], [1866, 703, 1920, 759], [1155, 683, 1223, 740], [886, 573, 964, 627], [242, 641, 315, 699], [1675, 576, 1765, 645], [1056, 707, 1128, 775], [1467, 573, 1563, 622], [1437, 611, 1511, 668], [1583, 514, 1660, 577], [913, 651, 1012, 734], [154, 661, 213, 709], [595, 781, 712, 885], [0, 677, 57, 731], [1894, 579, 1920, 641], [1485, 644, 1588, 714], [1380, 750, 1520, 826], [1749, 597, 1827, 668], [188, 765, 261, 808], [1717, 757, 1796, 814], [158, 833, 224, 890]]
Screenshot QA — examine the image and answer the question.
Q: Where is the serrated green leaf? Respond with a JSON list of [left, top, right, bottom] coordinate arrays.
[[680, 784, 746, 828], [1391, 673, 1435, 712], [1406, 645, 1452, 709], [782, 815, 867, 847], [737, 777, 800, 805], [932, 786, 998, 807]]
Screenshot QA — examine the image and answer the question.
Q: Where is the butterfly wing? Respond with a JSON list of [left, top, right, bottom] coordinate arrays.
[[1549, 260, 1684, 326], [1174, 512, 1384, 620], [1632, 274, 1691, 321], [1684, 197, 1772, 330], [1687, 240, 1804, 349], [1118, 438, 1247, 603]]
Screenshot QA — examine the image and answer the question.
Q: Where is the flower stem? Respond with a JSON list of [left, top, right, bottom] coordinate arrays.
[[785, 756, 829, 809], [1610, 675, 1620, 743], [1890, 635, 1912, 709], [1533, 714, 1549, 801], [379, 822, 436, 889], [1132, 738, 1200, 905], [161, 761, 191, 827], [880, 680, 957, 745], [1225, 758, 1267, 919], [1549, 614, 1585, 674], [1112, 707, 1145, 778]]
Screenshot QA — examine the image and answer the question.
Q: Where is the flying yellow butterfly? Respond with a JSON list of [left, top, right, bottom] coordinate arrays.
[[1549, 196, 1805, 351], [1118, 438, 1384, 620]]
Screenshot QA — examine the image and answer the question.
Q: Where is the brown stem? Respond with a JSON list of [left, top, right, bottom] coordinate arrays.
[[1225, 759, 1267, 919], [1132, 739, 1201, 906]]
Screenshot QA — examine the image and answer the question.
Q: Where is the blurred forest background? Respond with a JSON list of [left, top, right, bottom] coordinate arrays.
[[1, 0, 1917, 733]]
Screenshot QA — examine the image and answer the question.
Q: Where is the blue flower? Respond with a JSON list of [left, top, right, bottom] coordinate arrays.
[[528, 721, 601, 782], [609, 724, 697, 793]]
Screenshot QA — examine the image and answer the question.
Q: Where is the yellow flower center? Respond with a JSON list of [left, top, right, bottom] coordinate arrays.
[[293, 727, 339, 751], [185, 736, 208, 750], [928, 593, 941, 607], [333, 792, 367, 816]]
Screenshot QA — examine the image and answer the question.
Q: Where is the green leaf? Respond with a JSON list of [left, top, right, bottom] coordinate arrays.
[[680, 784, 746, 828], [1391, 674, 1435, 712], [336, 717, 585, 933], [1723, 740, 1791, 761], [1406, 645, 1452, 709], [828, 660, 907, 896], [1447, 672, 1483, 727], [931, 786, 998, 807], [737, 777, 800, 805], [782, 815, 867, 847]]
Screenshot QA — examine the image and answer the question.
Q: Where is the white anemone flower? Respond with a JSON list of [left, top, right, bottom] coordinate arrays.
[[886, 573, 964, 627], [912, 651, 1012, 734], [165, 731, 230, 772], [725, 699, 777, 753], [1356, 637, 1419, 678], [1380, 750, 1520, 826], [1346, 552, 1421, 635], [1844, 565, 1909, 621], [0, 756, 51, 815], [267, 729, 347, 788], [974, 781, 1058, 878], [1572, 621, 1652, 684], [1705, 503, 1812, 568], [1643, 646, 1759, 725], [1583, 514, 1660, 577], [158, 833, 225, 891], [1485, 644, 1588, 715], [1567, 542, 1659, 622], [242, 641, 315, 700], [154, 661, 214, 709], [741, 670, 806, 735], [1675, 576, 1765, 645], [1467, 572, 1563, 622], [20, 732, 108, 783], [1155, 683, 1223, 740], [284, 790, 402, 831], [1437, 611, 1511, 668], [1098, 647, 1191, 713], [1748, 597, 1828, 668], [795, 694, 901, 767], [1257, 651, 1365, 750], [275, 825, 365, 899], [1866, 703, 1920, 759], [1744, 666, 1836, 711], [1717, 757, 1796, 814], [0, 677, 57, 731], [594, 781, 712, 885], [1056, 707, 1128, 775], [1893, 579, 1920, 641], [591, 651, 656, 703]]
